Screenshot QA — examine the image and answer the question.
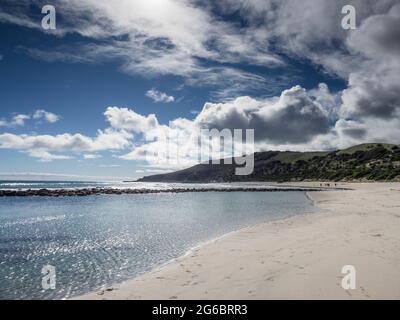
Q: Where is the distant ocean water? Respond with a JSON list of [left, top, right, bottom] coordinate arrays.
[[0, 180, 113, 190], [0, 180, 306, 191], [0, 181, 317, 299]]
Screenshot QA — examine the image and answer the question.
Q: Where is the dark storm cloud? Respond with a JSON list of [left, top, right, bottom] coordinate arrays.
[[195, 86, 330, 144], [335, 119, 367, 139], [342, 3, 400, 120]]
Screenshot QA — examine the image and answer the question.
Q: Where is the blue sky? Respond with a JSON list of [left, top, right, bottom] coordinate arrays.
[[0, 0, 399, 180]]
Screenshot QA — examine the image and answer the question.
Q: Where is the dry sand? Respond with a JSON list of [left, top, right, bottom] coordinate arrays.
[[76, 183, 400, 300]]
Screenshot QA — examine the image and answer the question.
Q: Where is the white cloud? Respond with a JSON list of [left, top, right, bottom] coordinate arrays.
[[0, 114, 30, 127], [2, 0, 285, 98], [33, 109, 60, 123], [104, 106, 158, 133], [195, 85, 330, 144], [83, 154, 102, 159], [13, 114, 30, 126], [117, 85, 336, 169], [0, 129, 132, 161], [145, 89, 175, 103], [26, 150, 72, 162], [0, 107, 136, 161], [340, 3, 400, 120], [0, 85, 397, 167], [2, 1, 400, 167], [0, 110, 60, 127]]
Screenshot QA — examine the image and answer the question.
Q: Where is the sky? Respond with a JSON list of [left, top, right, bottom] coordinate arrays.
[[0, 0, 399, 181]]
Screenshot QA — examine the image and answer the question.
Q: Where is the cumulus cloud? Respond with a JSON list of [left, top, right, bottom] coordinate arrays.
[[33, 109, 60, 123], [0, 129, 132, 161], [196, 86, 330, 144], [0, 110, 60, 127], [1, 0, 400, 166], [341, 3, 400, 120], [116, 84, 338, 170], [11, 114, 30, 126], [219, 0, 400, 127], [335, 119, 367, 140], [104, 106, 158, 133], [219, 0, 400, 148], [27, 150, 72, 162], [146, 89, 175, 103], [0, 114, 30, 127]]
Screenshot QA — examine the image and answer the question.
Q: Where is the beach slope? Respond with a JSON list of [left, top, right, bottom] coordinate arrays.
[[77, 183, 400, 300]]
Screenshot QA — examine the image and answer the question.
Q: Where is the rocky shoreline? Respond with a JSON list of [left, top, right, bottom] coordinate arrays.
[[0, 186, 337, 197]]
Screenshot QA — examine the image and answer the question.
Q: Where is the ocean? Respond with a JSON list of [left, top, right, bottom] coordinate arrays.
[[0, 181, 317, 299]]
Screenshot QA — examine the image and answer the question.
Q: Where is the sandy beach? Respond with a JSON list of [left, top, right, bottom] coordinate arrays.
[[76, 183, 400, 300]]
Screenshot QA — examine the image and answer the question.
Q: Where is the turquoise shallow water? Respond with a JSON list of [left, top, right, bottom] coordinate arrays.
[[0, 189, 317, 300]]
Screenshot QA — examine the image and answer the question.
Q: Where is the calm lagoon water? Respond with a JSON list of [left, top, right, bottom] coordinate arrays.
[[0, 186, 317, 299]]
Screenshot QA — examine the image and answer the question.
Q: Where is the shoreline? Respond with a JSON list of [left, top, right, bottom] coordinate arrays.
[[76, 182, 400, 300], [71, 189, 318, 299]]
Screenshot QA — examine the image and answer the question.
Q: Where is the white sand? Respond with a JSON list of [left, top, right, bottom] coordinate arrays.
[[76, 183, 400, 300]]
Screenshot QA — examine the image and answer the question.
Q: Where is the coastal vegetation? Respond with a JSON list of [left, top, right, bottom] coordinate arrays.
[[138, 143, 400, 183]]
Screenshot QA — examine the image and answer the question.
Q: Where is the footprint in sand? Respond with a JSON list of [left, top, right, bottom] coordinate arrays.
[[97, 288, 114, 295], [360, 286, 371, 298]]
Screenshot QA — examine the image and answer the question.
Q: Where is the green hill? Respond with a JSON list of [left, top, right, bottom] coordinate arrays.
[[137, 143, 400, 183]]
